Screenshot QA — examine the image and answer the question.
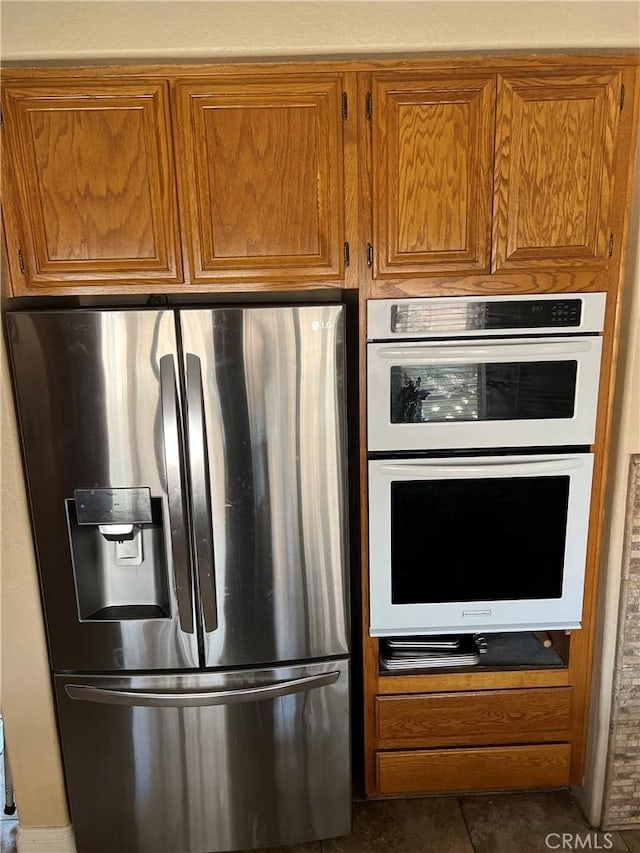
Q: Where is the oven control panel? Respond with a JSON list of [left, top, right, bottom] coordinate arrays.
[[367, 292, 606, 340], [487, 299, 581, 328], [393, 298, 582, 334]]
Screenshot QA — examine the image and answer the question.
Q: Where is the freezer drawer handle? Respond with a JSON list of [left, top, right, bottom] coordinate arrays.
[[64, 671, 340, 708], [185, 353, 218, 632], [160, 355, 195, 634]]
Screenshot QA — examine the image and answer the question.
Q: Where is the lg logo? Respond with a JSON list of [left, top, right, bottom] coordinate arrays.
[[545, 833, 614, 850], [311, 320, 332, 331]]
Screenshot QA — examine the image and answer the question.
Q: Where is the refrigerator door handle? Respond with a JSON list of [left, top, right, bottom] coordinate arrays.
[[159, 354, 194, 634], [65, 671, 340, 708], [185, 353, 218, 632]]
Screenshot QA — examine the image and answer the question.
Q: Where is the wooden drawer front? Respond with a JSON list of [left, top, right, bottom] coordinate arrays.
[[376, 688, 572, 747], [377, 743, 571, 795]]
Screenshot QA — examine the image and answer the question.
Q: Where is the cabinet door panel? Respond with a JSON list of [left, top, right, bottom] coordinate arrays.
[[372, 76, 495, 277], [492, 71, 622, 271], [174, 78, 344, 283], [3, 81, 182, 285]]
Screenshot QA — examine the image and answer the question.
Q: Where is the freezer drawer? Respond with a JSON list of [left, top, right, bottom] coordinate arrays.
[[55, 659, 351, 853]]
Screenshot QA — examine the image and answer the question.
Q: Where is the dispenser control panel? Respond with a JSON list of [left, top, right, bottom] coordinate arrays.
[[74, 488, 153, 525]]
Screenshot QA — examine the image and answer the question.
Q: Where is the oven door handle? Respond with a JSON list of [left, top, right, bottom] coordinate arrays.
[[372, 340, 596, 360], [378, 457, 588, 476]]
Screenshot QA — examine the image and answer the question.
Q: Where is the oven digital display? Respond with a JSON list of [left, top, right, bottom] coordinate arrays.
[[390, 476, 570, 604]]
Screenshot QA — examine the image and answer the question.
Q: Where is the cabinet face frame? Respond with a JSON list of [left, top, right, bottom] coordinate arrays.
[[2, 79, 183, 290], [357, 60, 639, 799], [371, 74, 495, 278], [172, 76, 346, 285], [492, 70, 623, 273]]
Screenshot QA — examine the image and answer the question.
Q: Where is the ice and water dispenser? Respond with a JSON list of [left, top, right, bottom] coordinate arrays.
[[66, 488, 170, 620]]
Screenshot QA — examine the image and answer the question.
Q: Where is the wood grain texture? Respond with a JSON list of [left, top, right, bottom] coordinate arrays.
[[376, 667, 570, 694], [173, 76, 345, 283], [1, 144, 24, 297], [2, 52, 638, 83], [376, 688, 573, 747], [355, 71, 382, 797], [367, 270, 609, 299], [372, 75, 494, 276], [492, 71, 622, 272], [2, 79, 182, 286], [376, 743, 572, 795], [341, 72, 360, 291]]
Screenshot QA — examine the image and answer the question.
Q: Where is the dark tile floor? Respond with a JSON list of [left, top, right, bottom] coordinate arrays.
[[1, 792, 639, 852], [252, 792, 640, 853]]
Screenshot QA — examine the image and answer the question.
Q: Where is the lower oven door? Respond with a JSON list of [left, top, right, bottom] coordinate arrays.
[[367, 336, 602, 451], [368, 453, 594, 637]]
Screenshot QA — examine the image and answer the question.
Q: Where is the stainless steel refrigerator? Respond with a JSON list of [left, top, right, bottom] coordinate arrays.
[[7, 305, 350, 853]]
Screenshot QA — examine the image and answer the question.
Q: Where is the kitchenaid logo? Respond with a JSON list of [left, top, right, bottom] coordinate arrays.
[[545, 832, 614, 850], [462, 609, 492, 618]]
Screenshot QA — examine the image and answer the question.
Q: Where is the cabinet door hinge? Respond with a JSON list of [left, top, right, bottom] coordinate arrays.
[[620, 84, 625, 112], [343, 241, 350, 267], [342, 92, 348, 121], [366, 242, 374, 267], [608, 233, 615, 258], [0, 107, 3, 129], [366, 92, 372, 121], [18, 249, 25, 274]]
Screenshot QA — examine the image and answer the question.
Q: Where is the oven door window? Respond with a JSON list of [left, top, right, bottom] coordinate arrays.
[[391, 476, 570, 604], [390, 361, 577, 424]]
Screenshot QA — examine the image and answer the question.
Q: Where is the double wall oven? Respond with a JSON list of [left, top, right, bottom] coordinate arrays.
[[366, 293, 606, 637]]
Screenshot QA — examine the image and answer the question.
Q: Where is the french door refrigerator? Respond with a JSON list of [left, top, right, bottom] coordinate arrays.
[[7, 305, 350, 853]]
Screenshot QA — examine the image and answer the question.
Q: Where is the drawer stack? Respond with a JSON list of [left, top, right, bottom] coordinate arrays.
[[375, 687, 573, 795]]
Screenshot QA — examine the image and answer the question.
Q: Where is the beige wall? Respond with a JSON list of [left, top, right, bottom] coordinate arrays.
[[1, 327, 71, 828], [1, 0, 639, 835], [2, 1, 640, 60]]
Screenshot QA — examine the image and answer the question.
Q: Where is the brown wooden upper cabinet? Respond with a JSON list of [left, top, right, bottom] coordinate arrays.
[[371, 75, 496, 277], [172, 76, 345, 284], [370, 69, 623, 280], [1, 62, 629, 294], [492, 70, 622, 272], [2, 79, 183, 288]]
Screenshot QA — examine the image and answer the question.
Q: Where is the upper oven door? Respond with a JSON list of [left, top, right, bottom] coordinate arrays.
[[367, 336, 602, 451]]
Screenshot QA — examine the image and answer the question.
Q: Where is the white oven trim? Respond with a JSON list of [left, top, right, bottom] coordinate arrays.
[[368, 453, 594, 637], [367, 335, 603, 451], [367, 292, 606, 340]]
